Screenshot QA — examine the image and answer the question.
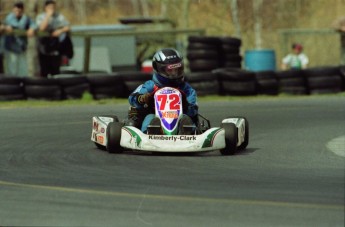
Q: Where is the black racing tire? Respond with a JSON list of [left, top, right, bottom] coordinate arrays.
[[222, 62, 242, 68], [187, 42, 218, 51], [220, 37, 242, 47], [306, 74, 342, 90], [221, 45, 240, 54], [220, 80, 257, 96], [0, 77, 24, 85], [24, 85, 63, 100], [223, 54, 242, 62], [214, 68, 256, 81], [87, 74, 123, 86], [63, 83, 91, 99], [189, 59, 220, 72], [0, 84, 24, 95], [120, 71, 152, 95], [187, 49, 218, 60], [255, 71, 279, 95], [106, 122, 124, 154], [220, 123, 238, 155], [279, 86, 308, 95], [55, 75, 88, 86], [23, 77, 59, 86], [92, 85, 127, 99]]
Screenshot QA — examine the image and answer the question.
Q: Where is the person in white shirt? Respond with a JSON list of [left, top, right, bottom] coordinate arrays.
[[281, 43, 309, 70]]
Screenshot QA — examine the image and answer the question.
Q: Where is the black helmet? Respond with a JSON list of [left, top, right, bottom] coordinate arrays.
[[152, 48, 184, 85]]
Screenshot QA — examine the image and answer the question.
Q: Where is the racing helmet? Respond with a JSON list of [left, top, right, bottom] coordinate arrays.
[[152, 48, 184, 86]]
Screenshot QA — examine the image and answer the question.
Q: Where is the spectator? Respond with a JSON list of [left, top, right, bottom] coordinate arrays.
[[36, 0, 70, 77], [3, 2, 35, 77], [281, 43, 309, 70], [332, 16, 345, 64], [0, 22, 5, 74]]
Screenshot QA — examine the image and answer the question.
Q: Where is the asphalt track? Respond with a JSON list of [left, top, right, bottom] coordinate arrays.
[[0, 96, 344, 227]]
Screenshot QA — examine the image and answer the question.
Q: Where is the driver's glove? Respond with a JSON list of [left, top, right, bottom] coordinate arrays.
[[137, 93, 152, 105]]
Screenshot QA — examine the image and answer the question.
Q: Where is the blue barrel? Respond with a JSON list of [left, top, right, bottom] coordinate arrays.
[[244, 49, 276, 72]]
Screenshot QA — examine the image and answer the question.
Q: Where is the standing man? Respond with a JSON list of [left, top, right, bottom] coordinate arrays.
[[36, 0, 70, 77], [281, 43, 309, 70], [3, 1, 35, 77]]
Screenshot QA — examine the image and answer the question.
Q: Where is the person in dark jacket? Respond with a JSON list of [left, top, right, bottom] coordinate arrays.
[[128, 48, 198, 134], [36, 0, 70, 77]]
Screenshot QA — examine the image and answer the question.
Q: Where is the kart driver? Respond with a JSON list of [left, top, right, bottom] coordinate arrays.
[[128, 48, 198, 134]]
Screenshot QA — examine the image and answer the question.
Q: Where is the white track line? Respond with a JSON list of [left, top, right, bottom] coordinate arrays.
[[326, 135, 345, 157]]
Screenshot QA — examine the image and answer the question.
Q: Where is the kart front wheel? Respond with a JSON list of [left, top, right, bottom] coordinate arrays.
[[106, 122, 124, 154], [220, 123, 238, 155]]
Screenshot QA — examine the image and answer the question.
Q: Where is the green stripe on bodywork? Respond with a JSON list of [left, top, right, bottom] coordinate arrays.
[[202, 128, 222, 148], [123, 127, 142, 146]]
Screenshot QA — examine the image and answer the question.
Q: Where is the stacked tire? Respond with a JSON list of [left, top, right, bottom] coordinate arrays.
[[0, 76, 25, 101], [219, 37, 242, 68], [187, 36, 242, 72], [87, 74, 126, 100], [187, 36, 221, 72], [213, 68, 257, 96], [254, 70, 279, 95], [55, 74, 90, 99], [119, 71, 152, 96], [185, 72, 219, 96], [275, 70, 308, 95], [338, 66, 345, 91], [303, 66, 343, 94], [24, 77, 63, 100]]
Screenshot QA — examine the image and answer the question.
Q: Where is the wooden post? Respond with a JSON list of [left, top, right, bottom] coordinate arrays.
[[83, 36, 91, 74]]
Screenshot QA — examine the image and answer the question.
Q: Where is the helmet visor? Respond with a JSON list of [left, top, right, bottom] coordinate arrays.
[[164, 62, 184, 78]]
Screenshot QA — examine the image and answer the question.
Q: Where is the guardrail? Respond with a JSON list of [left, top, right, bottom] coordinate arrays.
[[0, 27, 205, 74]]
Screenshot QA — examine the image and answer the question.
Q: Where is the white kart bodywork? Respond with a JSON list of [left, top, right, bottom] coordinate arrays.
[[91, 116, 247, 153]]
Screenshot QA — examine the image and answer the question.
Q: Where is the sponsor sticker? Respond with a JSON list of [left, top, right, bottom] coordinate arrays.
[[148, 135, 196, 142], [97, 136, 104, 144]]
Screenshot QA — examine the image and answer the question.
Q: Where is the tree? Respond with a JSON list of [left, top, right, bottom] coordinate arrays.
[[230, 0, 241, 38], [253, 0, 263, 49]]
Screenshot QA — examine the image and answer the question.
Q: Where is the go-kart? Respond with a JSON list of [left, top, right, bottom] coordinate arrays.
[[91, 87, 249, 155]]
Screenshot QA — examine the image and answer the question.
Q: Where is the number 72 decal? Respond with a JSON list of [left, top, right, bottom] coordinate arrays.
[[156, 93, 180, 110]]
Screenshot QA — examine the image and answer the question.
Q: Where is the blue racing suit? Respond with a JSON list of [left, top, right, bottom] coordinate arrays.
[[128, 73, 198, 132]]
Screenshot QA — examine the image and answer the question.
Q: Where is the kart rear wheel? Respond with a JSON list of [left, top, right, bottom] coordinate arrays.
[[238, 117, 249, 150], [106, 122, 124, 153], [220, 123, 238, 155]]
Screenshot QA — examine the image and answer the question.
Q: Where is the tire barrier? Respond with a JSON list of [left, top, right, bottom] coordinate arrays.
[[119, 71, 152, 96], [303, 66, 343, 94], [0, 66, 343, 101], [213, 68, 258, 96], [55, 74, 90, 99], [254, 70, 279, 95], [24, 77, 63, 100], [275, 70, 308, 95], [87, 73, 126, 100], [219, 37, 242, 69], [0, 77, 25, 101], [185, 72, 219, 96], [187, 36, 242, 73]]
